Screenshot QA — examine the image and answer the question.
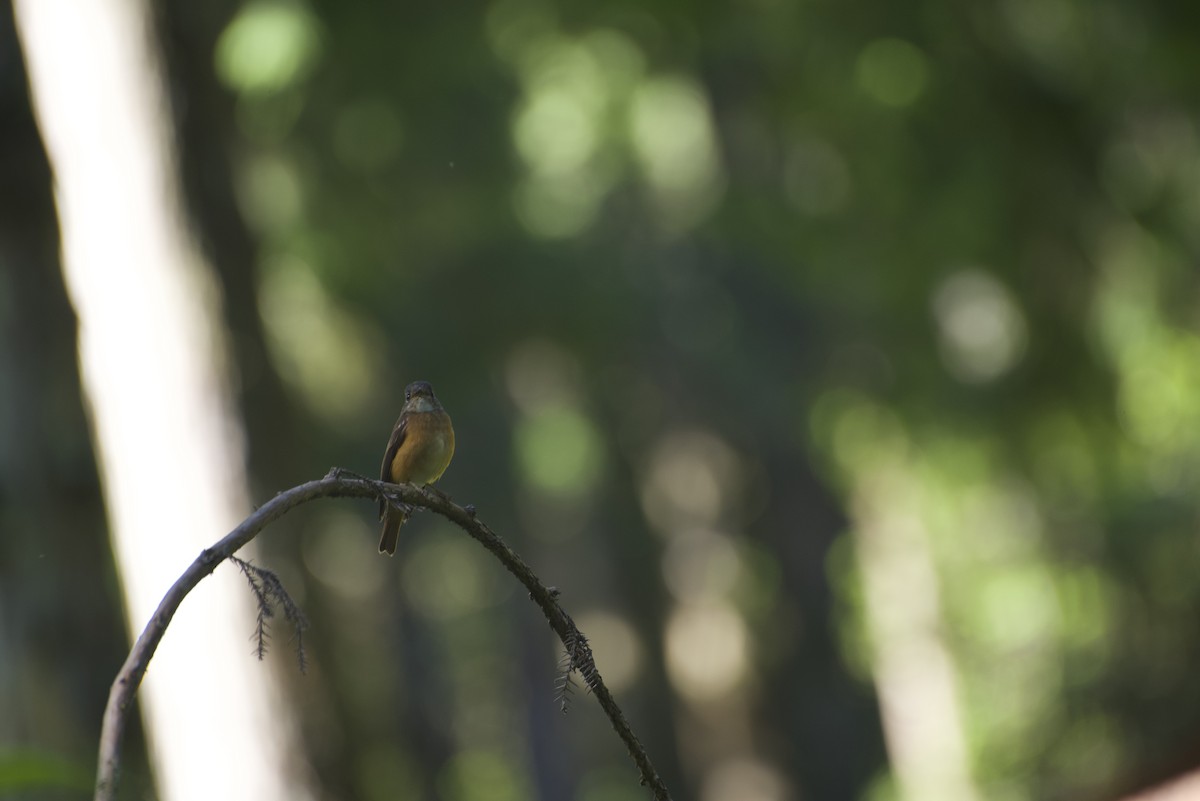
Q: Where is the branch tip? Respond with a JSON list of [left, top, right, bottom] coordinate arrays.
[[229, 555, 307, 672]]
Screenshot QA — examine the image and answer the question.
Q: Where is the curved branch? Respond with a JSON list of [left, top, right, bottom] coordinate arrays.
[[95, 468, 673, 801]]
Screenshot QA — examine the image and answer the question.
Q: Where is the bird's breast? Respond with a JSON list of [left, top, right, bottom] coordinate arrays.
[[393, 412, 455, 484]]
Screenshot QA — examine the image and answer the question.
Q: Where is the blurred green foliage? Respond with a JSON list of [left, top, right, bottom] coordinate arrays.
[[0, 751, 91, 796], [6, 0, 1200, 799]]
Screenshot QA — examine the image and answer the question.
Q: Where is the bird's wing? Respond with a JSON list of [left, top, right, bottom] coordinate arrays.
[[378, 414, 409, 518]]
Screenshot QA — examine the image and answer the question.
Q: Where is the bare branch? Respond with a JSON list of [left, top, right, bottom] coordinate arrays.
[[95, 468, 673, 801]]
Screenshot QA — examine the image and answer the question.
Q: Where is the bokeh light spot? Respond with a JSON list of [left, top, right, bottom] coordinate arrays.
[[640, 430, 741, 531], [664, 601, 748, 701], [504, 339, 581, 414], [506, 32, 633, 239], [515, 406, 603, 495], [514, 84, 599, 176], [215, 1, 322, 95], [300, 509, 387, 601], [856, 38, 929, 108], [235, 152, 304, 234], [258, 257, 382, 421], [1090, 226, 1200, 482], [629, 76, 713, 191], [812, 390, 908, 481], [629, 76, 726, 231], [968, 565, 1060, 652], [702, 758, 790, 801], [932, 269, 1027, 383], [1117, 334, 1200, 465]]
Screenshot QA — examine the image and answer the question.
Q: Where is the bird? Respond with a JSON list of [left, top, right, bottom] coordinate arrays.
[[378, 380, 455, 555]]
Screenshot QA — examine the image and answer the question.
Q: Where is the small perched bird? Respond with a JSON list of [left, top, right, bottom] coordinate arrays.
[[378, 380, 455, 555]]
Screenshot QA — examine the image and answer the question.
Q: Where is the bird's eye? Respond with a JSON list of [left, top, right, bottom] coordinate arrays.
[[405, 390, 411, 400]]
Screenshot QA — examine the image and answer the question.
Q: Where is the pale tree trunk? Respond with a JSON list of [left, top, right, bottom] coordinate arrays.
[[851, 462, 979, 801], [12, 1, 311, 800]]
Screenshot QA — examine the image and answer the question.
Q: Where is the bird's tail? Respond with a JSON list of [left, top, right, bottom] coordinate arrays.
[[378, 505, 409, 555]]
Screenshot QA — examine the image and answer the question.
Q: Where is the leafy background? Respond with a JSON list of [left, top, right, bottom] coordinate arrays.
[[4, 0, 1200, 799]]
